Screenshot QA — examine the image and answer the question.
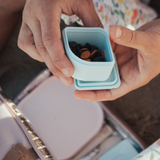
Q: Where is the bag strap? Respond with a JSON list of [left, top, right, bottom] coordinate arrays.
[[0, 93, 56, 160]]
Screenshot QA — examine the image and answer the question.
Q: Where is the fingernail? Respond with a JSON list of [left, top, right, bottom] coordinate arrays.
[[60, 77, 69, 85], [115, 27, 122, 38], [62, 68, 69, 77]]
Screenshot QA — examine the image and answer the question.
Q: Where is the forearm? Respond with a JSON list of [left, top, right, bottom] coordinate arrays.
[[0, 0, 25, 14], [0, 0, 25, 51]]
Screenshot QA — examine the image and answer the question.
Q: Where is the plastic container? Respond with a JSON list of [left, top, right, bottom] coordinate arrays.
[[98, 139, 138, 160], [74, 61, 121, 90], [62, 27, 115, 81], [77, 65, 118, 87]]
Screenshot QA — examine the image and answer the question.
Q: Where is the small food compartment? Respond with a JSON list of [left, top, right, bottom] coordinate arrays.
[[62, 27, 115, 81], [69, 42, 105, 62]]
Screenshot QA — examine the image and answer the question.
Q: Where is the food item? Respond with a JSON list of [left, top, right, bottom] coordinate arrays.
[[93, 56, 105, 62], [85, 59, 91, 62], [100, 50, 105, 58], [81, 48, 89, 51], [69, 41, 77, 48], [89, 50, 98, 59], [81, 51, 90, 59], [69, 41, 105, 62]]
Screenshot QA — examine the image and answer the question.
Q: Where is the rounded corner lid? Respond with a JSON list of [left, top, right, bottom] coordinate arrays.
[[17, 76, 104, 160], [74, 62, 121, 90]]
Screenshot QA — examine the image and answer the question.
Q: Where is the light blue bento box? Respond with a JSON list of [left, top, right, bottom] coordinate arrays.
[[62, 27, 121, 90]]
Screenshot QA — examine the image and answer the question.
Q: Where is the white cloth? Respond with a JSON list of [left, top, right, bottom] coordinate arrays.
[[0, 100, 32, 159]]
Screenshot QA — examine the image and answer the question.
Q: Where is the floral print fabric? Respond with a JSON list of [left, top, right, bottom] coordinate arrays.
[[133, 139, 160, 160], [61, 0, 157, 31]]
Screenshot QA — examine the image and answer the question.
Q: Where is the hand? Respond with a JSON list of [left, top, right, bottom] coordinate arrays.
[[18, 0, 103, 86], [74, 19, 160, 101]]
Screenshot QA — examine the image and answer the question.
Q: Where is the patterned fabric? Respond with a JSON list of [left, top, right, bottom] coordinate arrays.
[[61, 0, 157, 31], [132, 139, 160, 160]]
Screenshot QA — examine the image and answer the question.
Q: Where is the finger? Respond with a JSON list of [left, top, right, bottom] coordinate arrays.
[[110, 39, 116, 52], [109, 29, 132, 55], [28, 20, 72, 85], [73, 0, 103, 28], [74, 80, 132, 101], [39, 8, 74, 78], [137, 19, 160, 32], [69, 77, 74, 85], [18, 22, 44, 62], [59, 76, 74, 86], [109, 25, 151, 53], [22, 21, 72, 86]]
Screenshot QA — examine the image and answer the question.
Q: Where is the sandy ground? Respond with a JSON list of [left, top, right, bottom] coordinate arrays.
[[0, 1, 160, 147]]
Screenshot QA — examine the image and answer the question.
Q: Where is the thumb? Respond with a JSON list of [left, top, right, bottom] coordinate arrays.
[[109, 25, 150, 51], [74, 0, 103, 28]]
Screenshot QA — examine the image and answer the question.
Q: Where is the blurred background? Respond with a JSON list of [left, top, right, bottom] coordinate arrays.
[[0, 0, 160, 146]]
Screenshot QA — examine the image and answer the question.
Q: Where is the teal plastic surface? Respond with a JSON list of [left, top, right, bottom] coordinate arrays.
[[62, 27, 115, 81], [77, 65, 117, 87], [98, 140, 138, 160], [74, 61, 121, 90]]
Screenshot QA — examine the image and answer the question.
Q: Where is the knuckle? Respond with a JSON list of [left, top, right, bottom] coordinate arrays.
[[49, 67, 59, 77], [127, 30, 136, 44], [106, 91, 113, 100], [53, 57, 63, 67], [17, 37, 28, 50], [36, 42, 46, 53], [43, 34, 53, 48], [106, 91, 117, 101], [38, 5, 46, 17], [93, 20, 103, 28], [23, 6, 33, 20]]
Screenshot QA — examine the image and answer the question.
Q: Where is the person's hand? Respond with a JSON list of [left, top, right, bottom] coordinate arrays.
[[74, 19, 160, 101], [18, 0, 103, 86]]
